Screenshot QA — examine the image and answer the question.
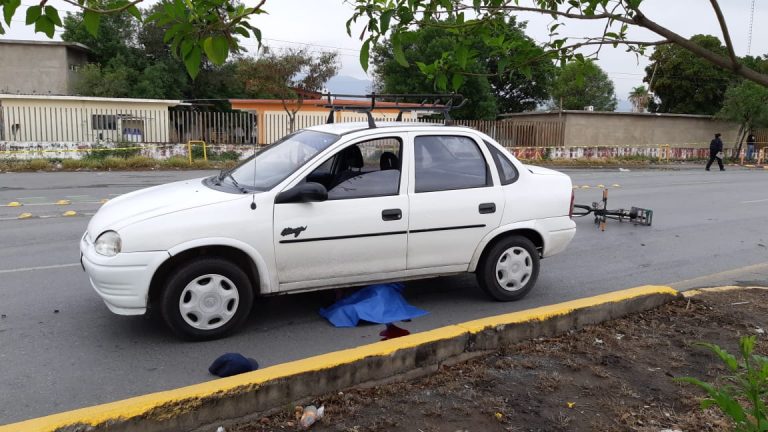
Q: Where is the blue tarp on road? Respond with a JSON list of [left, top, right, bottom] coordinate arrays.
[[319, 283, 428, 328]]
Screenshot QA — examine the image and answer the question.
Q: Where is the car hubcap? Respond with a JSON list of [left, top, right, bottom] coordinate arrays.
[[179, 274, 240, 331], [495, 247, 533, 292]]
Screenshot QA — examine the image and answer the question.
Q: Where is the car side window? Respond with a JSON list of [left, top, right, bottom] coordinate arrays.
[[305, 137, 403, 200], [485, 141, 519, 185], [414, 135, 490, 193]]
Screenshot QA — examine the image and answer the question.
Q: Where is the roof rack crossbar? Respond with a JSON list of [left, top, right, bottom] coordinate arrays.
[[321, 92, 466, 128]]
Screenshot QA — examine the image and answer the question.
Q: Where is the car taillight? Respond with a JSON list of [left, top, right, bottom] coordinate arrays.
[[569, 190, 575, 218]]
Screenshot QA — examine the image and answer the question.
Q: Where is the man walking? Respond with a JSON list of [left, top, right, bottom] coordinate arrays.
[[706, 133, 725, 171], [747, 132, 756, 162]]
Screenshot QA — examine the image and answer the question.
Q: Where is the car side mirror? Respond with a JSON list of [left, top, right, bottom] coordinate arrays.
[[275, 182, 328, 204]]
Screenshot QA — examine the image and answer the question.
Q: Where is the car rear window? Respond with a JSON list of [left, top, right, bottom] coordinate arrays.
[[414, 135, 490, 193]]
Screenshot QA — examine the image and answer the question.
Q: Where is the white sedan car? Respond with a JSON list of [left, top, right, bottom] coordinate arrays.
[[81, 123, 576, 340]]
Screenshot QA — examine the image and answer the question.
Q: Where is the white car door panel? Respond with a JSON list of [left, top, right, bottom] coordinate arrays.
[[273, 195, 408, 284], [406, 133, 504, 269], [273, 134, 408, 286]]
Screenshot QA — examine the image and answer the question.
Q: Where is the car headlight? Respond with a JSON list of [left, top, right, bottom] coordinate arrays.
[[94, 231, 121, 257]]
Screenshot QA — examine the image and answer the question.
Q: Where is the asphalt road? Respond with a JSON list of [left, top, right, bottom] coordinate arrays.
[[1, 166, 768, 424]]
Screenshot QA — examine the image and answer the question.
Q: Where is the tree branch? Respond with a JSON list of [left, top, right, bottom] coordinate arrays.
[[485, 3, 635, 25], [60, 0, 145, 14], [631, 10, 768, 87], [708, 0, 739, 70]]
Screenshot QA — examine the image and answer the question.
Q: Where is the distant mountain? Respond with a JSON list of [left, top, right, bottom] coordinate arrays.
[[326, 75, 373, 96]]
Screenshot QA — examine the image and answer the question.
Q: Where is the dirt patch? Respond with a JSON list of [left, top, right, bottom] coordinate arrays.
[[231, 288, 768, 432]]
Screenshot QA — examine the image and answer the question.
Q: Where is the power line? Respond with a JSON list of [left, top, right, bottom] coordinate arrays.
[[748, 0, 756, 55]]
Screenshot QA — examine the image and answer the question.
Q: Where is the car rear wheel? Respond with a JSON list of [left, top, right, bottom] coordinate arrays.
[[161, 258, 253, 341], [477, 236, 540, 301]]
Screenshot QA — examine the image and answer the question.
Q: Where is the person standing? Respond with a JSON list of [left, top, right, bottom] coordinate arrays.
[[746, 132, 756, 162], [706, 133, 725, 171]]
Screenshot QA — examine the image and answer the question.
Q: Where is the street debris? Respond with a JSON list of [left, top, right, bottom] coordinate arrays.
[[298, 405, 324, 429], [319, 283, 427, 328], [227, 287, 768, 431], [208, 353, 259, 378]]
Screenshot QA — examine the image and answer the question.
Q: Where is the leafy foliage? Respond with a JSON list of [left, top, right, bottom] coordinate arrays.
[[677, 336, 768, 432], [628, 85, 649, 113], [645, 35, 735, 115], [371, 18, 553, 118], [347, 0, 768, 90], [62, 4, 244, 101], [237, 48, 339, 131], [717, 81, 768, 130], [550, 60, 617, 111], [1, 0, 265, 78]]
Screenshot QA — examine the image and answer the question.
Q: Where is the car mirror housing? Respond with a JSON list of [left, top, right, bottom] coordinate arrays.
[[275, 182, 328, 204]]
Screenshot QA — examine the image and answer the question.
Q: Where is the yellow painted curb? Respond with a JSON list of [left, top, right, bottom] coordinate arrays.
[[682, 285, 768, 298], [456, 285, 676, 333], [0, 285, 677, 432]]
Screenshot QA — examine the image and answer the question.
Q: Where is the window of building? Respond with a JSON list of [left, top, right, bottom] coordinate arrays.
[[92, 115, 117, 130], [414, 135, 490, 193]]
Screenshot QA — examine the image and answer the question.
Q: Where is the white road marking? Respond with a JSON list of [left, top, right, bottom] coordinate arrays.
[[0, 263, 80, 274], [742, 198, 768, 204]]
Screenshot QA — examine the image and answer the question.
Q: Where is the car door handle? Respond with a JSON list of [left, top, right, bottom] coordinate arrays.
[[382, 209, 402, 221], [479, 203, 496, 214]]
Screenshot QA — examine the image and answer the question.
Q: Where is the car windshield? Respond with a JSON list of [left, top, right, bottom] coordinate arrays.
[[227, 130, 339, 191]]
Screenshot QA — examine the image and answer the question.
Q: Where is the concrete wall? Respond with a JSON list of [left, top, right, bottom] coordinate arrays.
[[0, 99, 175, 143], [0, 44, 87, 95], [502, 111, 741, 148]]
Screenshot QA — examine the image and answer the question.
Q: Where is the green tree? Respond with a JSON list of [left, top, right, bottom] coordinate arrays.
[[645, 35, 735, 115], [1, 0, 265, 78], [61, 5, 140, 66], [628, 85, 649, 113], [237, 48, 339, 132], [371, 18, 552, 119], [62, 3, 246, 101], [716, 81, 768, 155], [550, 60, 616, 111], [347, 0, 768, 90], [74, 55, 136, 97]]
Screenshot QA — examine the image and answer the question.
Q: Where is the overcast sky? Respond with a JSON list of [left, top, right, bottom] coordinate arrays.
[[4, 0, 766, 101]]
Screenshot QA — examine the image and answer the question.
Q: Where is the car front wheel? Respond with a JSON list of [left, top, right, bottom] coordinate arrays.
[[161, 258, 254, 341], [477, 236, 540, 301]]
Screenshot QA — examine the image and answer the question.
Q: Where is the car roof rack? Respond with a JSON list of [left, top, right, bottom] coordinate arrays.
[[321, 93, 467, 128]]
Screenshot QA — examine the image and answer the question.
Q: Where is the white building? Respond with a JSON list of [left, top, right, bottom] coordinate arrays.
[[0, 94, 182, 143]]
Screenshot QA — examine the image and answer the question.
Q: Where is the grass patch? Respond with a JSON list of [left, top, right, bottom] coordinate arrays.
[[27, 159, 51, 170], [0, 157, 236, 172]]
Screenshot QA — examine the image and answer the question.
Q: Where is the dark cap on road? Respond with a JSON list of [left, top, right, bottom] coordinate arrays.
[[208, 353, 259, 377]]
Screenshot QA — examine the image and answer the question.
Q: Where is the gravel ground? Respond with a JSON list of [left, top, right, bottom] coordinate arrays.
[[230, 287, 768, 432]]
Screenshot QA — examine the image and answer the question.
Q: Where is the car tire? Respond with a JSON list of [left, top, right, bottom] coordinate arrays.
[[160, 258, 254, 341], [477, 236, 540, 302]]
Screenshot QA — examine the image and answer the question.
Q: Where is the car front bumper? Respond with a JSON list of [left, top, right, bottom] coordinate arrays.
[[80, 232, 169, 315]]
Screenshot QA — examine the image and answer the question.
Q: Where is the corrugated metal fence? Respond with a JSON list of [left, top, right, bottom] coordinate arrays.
[[0, 104, 565, 147], [0, 106, 256, 144]]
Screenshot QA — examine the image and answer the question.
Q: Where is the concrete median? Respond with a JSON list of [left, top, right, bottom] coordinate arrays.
[[0, 285, 678, 432]]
